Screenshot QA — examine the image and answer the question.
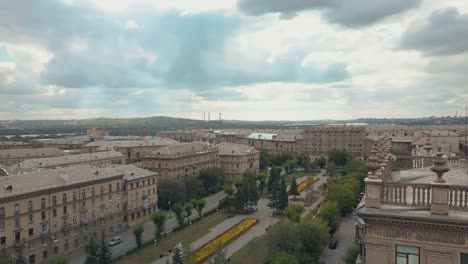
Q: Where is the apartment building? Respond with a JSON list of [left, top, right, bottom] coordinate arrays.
[[142, 142, 219, 180], [14, 150, 125, 170], [81, 138, 179, 161], [218, 142, 259, 180], [86, 128, 109, 140], [0, 141, 32, 150], [302, 126, 366, 158], [156, 130, 216, 143], [33, 137, 90, 150], [357, 139, 468, 264], [0, 164, 157, 264], [0, 148, 64, 166]]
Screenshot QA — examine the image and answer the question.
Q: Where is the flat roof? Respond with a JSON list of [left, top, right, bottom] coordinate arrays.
[[16, 150, 125, 168], [218, 142, 259, 155]]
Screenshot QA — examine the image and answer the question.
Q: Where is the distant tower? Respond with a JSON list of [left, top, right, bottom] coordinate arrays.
[[208, 112, 210, 121], [219, 112, 221, 120], [204, 112, 205, 121]]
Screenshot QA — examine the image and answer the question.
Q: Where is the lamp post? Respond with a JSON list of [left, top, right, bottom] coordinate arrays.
[[154, 239, 158, 261]]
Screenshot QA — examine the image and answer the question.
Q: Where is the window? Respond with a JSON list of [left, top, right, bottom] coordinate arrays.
[[72, 192, 77, 202], [0, 207, 4, 216], [91, 187, 95, 196], [63, 194, 67, 203], [41, 211, 46, 221], [63, 206, 67, 215], [52, 196, 57, 206], [28, 215, 33, 224], [28, 201, 33, 212], [41, 198, 46, 209], [0, 222, 4, 230], [0, 236, 5, 245], [14, 204, 19, 214], [29, 228, 34, 237], [396, 245, 419, 264], [53, 209, 57, 218], [461, 253, 468, 264], [116, 182, 120, 191]]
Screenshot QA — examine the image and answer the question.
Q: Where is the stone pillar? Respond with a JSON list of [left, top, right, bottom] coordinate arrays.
[[430, 148, 450, 215], [365, 147, 383, 208]]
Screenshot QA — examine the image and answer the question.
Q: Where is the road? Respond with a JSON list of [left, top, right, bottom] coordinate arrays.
[[320, 214, 356, 264], [69, 191, 226, 264]]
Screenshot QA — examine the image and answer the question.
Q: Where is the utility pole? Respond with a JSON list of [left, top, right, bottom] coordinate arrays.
[[465, 105, 467, 144]]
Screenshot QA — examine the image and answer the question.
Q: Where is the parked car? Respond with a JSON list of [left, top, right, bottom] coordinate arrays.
[[109, 236, 122, 246], [328, 239, 339, 249]]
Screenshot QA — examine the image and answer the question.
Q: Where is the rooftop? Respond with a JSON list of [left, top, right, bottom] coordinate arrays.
[[0, 148, 64, 159], [146, 142, 218, 157], [83, 137, 179, 150], [16, 150, 125, 168], [0, 164, 155, 199], [218, 142, 259, 156], [0, 141, 31, 146]]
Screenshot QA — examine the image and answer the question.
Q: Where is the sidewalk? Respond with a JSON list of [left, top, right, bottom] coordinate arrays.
[[70, 191, 226, 264]]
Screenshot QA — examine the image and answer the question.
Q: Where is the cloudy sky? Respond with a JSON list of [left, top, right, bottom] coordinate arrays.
[[1, 0, 468, 121]]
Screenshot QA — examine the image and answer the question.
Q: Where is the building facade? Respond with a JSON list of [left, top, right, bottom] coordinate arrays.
[[0, 142, 32, 150], [14, 150, 125, 170], [0, 148, 64, 167], [302, 126, 366, 158], [357, 138, 468, 264], [218, 142, 259, 180], [0, 165, 157, 264], [142, 142, 219, 180], [81, 138, 179, 162]]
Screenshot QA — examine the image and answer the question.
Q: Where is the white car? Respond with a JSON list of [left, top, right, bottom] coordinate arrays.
[[109, 236, 122, 246]]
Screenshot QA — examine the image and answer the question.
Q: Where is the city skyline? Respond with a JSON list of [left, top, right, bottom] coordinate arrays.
[[1, 0, 468, 121]]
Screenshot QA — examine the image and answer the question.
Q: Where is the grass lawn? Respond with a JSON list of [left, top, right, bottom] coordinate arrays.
[[229, 235, 269, 264], [116, 211, 228, 264]]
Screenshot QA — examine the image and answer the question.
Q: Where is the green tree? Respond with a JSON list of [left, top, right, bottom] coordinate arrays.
[[267, 167, 281, 194], [257, 171, 268, 195], [198, 168, 225, 194], [171, 202, 186, 228], [233, 172, 259, 212], [285, 204, 303, 223], [271, 153, 294, 166], [133, 224, 144, 249], [97, 239, 113, 264], [152, 211, 167, 242], [0, 249, 12, 264], [326, 183, 356, 215], [278, 179, 289, 213], [191, 199, 206, 219], [297, 219, 330, 263], [328, 150, 349, 167], [210, 243, 227, 264], [317, 201, 341, 233], [259, 150, 272, 170], [184, 202, 193, 224], [315, 157, 327, 169], [272, 251, 299, 264], [327, 162, 337, 180], [342, 244, 361, 264], [289, 176, 299, 197], [85, 237, 99, 264], [172, 244, 184, 264], [297, 152, 310, 171], [283, 159, 297, 174], [48, 255, 69, 264]]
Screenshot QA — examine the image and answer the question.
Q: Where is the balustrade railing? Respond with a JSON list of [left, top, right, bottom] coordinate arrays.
[[381, 183, 432, 208], [449, 185, 468, 211]]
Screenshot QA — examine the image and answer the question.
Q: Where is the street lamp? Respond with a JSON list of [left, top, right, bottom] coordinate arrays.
[[154, 239, 158, 261]]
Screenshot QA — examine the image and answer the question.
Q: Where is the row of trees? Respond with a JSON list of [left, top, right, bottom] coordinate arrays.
[[260, 151, 314, 173], [85, 237, 113, 264], [171, 198, 206, 228], [267, 157, 368, 264], [158, 168, 225, 210]]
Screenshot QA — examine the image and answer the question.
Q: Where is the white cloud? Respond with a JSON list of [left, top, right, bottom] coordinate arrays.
[[150, 0, 237, 14], [67, 38, 88, 54], [125, 19, 139, 30]]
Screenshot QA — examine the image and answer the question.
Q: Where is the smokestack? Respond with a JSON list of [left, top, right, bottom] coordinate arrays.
[[204, 112, 205, 121], [208, 112, 210, 121], [219, 112, 221, 120]]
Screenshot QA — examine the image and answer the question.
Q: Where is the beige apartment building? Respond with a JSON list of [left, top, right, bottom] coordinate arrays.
[[33, 137, 90, 150], [302, 126, 366, 158], [0, 148, 64, 166], [81, 138, 179, 161], [142, 142, 219, 180], [218, 142, 260, 180], [86, 128, 110, 140], [0, 141, 32, 150], [13, 150, 125, 170], [357, 138, 468, 264], [0, 164, 157, 264]]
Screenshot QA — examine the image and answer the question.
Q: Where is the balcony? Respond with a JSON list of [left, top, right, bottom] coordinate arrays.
[[81, 218, 89, 225], [61, 224, 71, 232], [40, 230, 50, 239]]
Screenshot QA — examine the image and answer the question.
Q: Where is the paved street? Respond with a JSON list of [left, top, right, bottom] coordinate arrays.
[[320, 214, 357, 264], [69, 191, 226, 264]]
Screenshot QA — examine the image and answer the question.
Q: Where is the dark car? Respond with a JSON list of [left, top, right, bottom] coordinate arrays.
[[328, 240, 339, 249]]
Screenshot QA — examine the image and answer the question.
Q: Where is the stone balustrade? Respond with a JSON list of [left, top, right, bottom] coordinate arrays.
[[381, 182, 432, 208], [449, 185, 468, 211]]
